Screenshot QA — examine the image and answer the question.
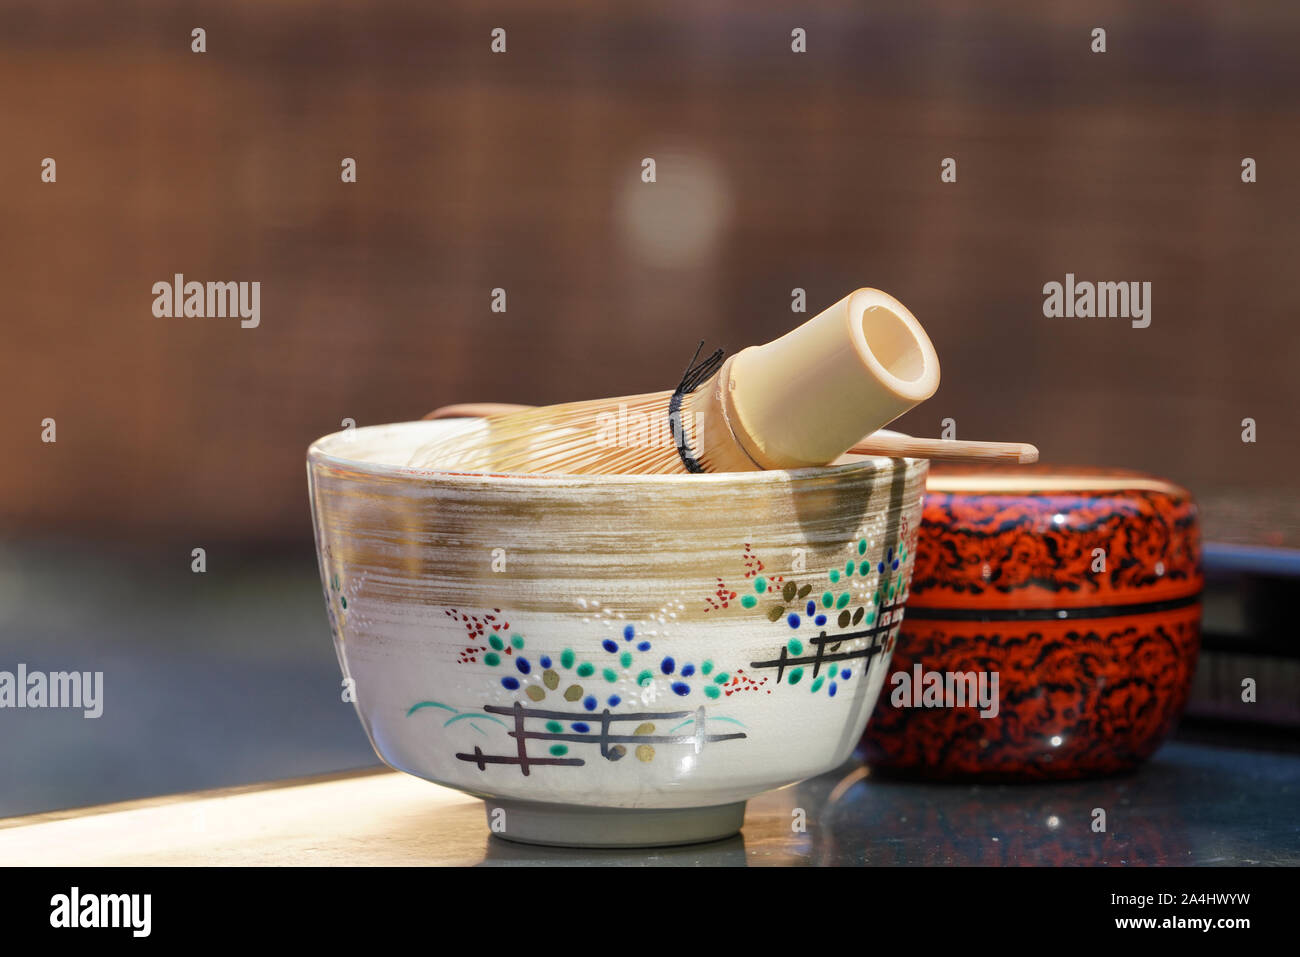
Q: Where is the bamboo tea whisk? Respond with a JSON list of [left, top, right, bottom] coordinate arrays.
[[410, 289, 945, 474]]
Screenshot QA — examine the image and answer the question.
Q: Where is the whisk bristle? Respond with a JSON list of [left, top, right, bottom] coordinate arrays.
[[408, 391, 693, 474]]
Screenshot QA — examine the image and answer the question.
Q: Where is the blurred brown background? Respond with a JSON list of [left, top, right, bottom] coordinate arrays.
[[2, 0, 1298, 819], [3, 0, 1297, 547]]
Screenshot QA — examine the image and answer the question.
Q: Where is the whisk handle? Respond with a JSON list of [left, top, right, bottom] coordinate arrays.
[[723, 289, 941, 469]]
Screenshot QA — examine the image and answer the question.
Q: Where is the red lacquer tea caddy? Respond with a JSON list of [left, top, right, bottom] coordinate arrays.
[[861, 465, 1202, 780]]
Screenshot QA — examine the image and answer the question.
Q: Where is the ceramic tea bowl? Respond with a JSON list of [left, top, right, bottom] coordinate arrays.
[[307, 420, 926, 847]]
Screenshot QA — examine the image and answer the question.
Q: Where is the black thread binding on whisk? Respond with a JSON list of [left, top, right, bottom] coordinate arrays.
[[668, 341, 726, 473]]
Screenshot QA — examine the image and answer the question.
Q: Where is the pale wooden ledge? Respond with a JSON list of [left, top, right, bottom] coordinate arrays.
[[0, 767, 805, 866], [0, 768, 487, 866]]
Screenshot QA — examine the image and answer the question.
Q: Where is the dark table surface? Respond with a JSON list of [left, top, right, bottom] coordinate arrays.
[[747, 740, 1300, 867], [497, 739, 1300, 866], [3, 738, 1294, 866]]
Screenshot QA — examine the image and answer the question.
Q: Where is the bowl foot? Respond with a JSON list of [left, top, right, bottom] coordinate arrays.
[[483, 798, 746, 848]]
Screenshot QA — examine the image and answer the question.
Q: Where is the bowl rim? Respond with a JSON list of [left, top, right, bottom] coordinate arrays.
[[307, 419, 924, 488]]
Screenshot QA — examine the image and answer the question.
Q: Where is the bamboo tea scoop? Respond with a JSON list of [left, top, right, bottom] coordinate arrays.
[[412, 289, 1036, 472], [423, 406, 1038, 465]]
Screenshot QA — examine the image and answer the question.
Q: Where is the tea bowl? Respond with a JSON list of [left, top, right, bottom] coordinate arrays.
[[307, 420, 927, 847]]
